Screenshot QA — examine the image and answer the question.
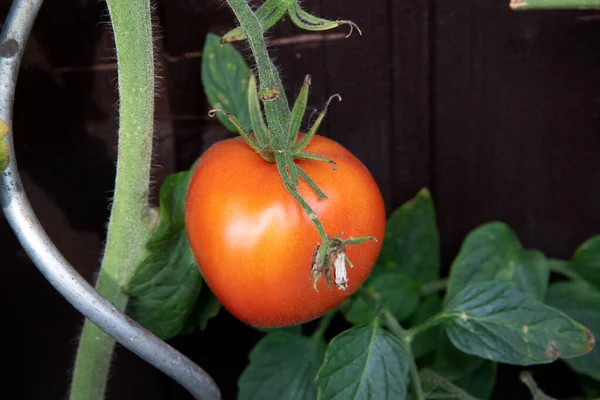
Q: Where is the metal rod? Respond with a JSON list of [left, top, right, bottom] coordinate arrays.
[[0, 1, 220, 398]]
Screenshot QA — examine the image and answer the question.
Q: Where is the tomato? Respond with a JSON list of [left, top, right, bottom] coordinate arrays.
[[185, 135, 386, 327]]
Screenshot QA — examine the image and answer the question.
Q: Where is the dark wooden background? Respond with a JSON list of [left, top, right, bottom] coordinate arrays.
[[1, 0, 599, 399]]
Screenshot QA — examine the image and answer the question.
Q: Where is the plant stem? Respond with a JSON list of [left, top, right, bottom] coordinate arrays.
[[421, 278, 448, 296], [311, 310, 336, 341], [70, 0, 155, 398], [510, 0, 600, 9], [226, 0, 290, 145], [382, 311, 425, 400], [548, 258, 587, 283], [357, 288, 425, 400], [405, 313, 446, 344]]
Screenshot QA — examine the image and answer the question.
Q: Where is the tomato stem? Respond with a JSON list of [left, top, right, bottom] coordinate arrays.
[[420, 278, 448, 296], [382, 311, 426, 400], [70, 0, 154, 398], [311, 310, 337, 342], [548, 258, 587, 283], [358, 287, 425, 400]]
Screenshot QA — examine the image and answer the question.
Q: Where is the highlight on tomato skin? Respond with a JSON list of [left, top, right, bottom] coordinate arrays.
[[184, 134, 386, 328]]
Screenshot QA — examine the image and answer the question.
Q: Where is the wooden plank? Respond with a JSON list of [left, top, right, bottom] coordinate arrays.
[[433, 3, 600, 265], [389, 0, 432, 207], [319, 0, 394, 206]]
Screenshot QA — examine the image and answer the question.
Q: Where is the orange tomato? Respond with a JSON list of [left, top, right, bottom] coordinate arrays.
[[185, 135, 386, 327]]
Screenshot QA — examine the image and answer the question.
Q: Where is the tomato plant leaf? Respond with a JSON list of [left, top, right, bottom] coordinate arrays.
[[377, 188, 440, 283], [201, 33, 251, 133], [408, 294, 443, 359], [571, 235, 600, 290], [238, 332, 325, 400], [445, 222, 549, 303], [125, 171, 202, 340], [316, 320, 409, 400], [197, 288, 221, 330], [443, 281, 594, 365], [181, 285, 222, 335], [343, 272, 420, 325], [545, 281, 600, 381], [0, 119, 9, 173], [419, 368, 479, 400]]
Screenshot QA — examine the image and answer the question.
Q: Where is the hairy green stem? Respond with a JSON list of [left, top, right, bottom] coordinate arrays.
[[70, 0, 155, 398], [511, 0, 600, 9], [226, 0, 289, 145], [357, 288, 425, 400], [420, 278, 448, 296], [548, 258, 586, 283]]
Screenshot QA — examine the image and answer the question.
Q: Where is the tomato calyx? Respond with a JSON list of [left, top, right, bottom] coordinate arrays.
[[310, 235, 377, 291]]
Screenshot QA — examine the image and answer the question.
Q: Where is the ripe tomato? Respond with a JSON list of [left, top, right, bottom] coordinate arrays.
[[185, 135, 386, 327]]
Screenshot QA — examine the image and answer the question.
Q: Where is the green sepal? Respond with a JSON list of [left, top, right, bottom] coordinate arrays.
[[293, 94, 341, 153], [296, 165, 327, 200], [248, 73, 269, 146], [288, 74, 311, 147], [208, 109, 262, 153], [294, 152, 337, 169]]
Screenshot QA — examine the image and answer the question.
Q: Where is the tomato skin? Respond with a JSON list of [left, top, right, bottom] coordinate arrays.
[[185, 135, 386, 327]]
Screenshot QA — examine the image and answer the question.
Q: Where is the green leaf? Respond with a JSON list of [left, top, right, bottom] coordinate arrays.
[[377, 188, 440, 283], [419, 368, 479, 400], [443, 281, 594, 365], [453, 360, 496, 400], [201, 33, 251, 133], [445, 222, 549, 303], [238, 332, 325, 400], [0, 140, 8, 173], [0, 119, 9, 172], [181, 285, 222, 335], [545, 281, 600, 380], [125, 171, 202, 340], [343, 272, 420, 325], [571, 235, 600, 290], [197, 288, 221, 330], [408, 295, 443, 359], [317, 320, 409, 400]]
